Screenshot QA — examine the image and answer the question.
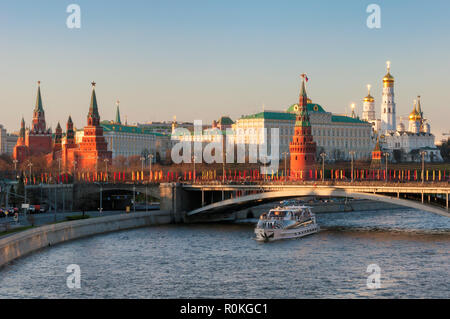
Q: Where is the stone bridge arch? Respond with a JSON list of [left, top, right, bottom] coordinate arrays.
[[187, 187, 450, 218]]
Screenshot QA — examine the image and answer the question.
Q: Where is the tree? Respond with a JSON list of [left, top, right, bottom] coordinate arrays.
[[438, 139, 450, 162], [393, 149, 404, 163], [409, 149, 420, 162]]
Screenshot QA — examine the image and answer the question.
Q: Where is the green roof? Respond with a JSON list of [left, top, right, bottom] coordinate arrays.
[[287, 103, 326, 114], [331, 115, 367, 124], [218, 116, 234, 125], [101, 123, 166, 137], [241, 112, 296, 121]]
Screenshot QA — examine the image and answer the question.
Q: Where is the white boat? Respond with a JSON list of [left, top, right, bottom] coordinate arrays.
[[254, 205, 320, 242]]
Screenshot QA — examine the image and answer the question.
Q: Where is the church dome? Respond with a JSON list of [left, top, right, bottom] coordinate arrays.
[[397, 122, 405, 132], [364, 94, 374, 102], [383, 62, 395, 87], [383, 72, 394, 82], [409, 102, 422, 121]]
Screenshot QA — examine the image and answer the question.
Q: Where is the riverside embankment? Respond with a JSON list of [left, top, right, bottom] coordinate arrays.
[[0, 211, 171, 267]]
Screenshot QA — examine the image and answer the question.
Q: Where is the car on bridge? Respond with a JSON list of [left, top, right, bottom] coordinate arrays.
[[28, 205, 47, 214]]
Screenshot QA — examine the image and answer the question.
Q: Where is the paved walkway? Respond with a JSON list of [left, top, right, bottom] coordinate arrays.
[[0, 208, 159, 237]]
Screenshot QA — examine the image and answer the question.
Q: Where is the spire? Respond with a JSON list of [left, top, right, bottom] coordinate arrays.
[[296, 74, 311, 126], [34, 81, 44, 113], [115, 100, 121, 124], [351, 103, 357, 118], [417, 95, 422, 116], [19, 117, 26, 138], [299, 73, 308, 107], [89, 82, 100, 118], [87, 82, 100, 126], [66, 115, 75, 144]]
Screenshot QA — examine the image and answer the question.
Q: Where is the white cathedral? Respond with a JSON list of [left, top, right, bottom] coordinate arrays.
[[361, 61, 443, 163]]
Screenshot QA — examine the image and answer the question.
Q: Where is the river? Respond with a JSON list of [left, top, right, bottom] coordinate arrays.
[[0, 208, 449, 298]]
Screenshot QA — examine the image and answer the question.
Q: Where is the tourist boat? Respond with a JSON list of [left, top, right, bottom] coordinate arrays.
[[254, 205, 319, 242]]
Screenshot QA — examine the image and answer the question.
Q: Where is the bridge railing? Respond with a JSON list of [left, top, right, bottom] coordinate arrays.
[[4, 167, 450, 186]]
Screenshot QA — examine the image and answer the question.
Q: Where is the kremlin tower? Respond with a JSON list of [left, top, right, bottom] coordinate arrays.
[[371, 137, 383, 169], [75, 82, 112, 171], [380, 61, 396, 133], [13, 81, 53, 163], [289, 74, 317, 180], [13, 117, 28, 162]]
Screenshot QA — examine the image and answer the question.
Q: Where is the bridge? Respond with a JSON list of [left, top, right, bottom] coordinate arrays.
[[165, 183, 450, 219], [4, 181, 449, 222]]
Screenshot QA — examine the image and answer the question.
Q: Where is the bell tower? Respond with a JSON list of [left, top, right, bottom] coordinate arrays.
[[380, 61, 396, 133]]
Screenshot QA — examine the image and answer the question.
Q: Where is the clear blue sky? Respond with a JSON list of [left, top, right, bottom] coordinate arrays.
[[1, 0, 449, 139]]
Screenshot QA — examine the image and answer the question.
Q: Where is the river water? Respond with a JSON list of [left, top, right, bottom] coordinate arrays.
[[0, 209, 449, 298]]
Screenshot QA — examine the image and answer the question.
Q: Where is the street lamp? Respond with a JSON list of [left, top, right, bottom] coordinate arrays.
[[57, 158, 62, 183], [104, 159, 109, 182], [320, 152, 327, 182], [27, 161, 33, 180], [349, 151, 355, 183], [13, 159, 18, 178], [140, 156, 145, 173], [383, 152, 390, 182], [420, 151, 427, 184], [282, 152, 289, 182], [72, 160, 77, 181], [222, 132, 226, 184], [148, 154, 154, 181], [94, 182, 103, 213], [192, 154, 197, 183]]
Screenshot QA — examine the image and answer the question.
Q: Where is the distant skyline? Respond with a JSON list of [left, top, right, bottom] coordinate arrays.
[[1, 0, 449, 140]]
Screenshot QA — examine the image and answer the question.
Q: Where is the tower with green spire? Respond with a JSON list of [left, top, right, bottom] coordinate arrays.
[[115, 100, 121, 124], [289, 74, 317, 179], [87, 82, 101, 126], [77, 81, 112, 170], [31, 81, 47, 133]]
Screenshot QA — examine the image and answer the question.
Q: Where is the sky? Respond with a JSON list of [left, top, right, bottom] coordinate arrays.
[[1, 0, 449, 140]]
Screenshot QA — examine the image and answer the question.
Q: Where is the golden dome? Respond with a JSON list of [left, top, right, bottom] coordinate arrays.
[[364, 94, 374, 102], [409, 101, 421, 121], [383, 61, 394, 87], [383, 72, 394, 82], [364, 85, 374, 102]]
